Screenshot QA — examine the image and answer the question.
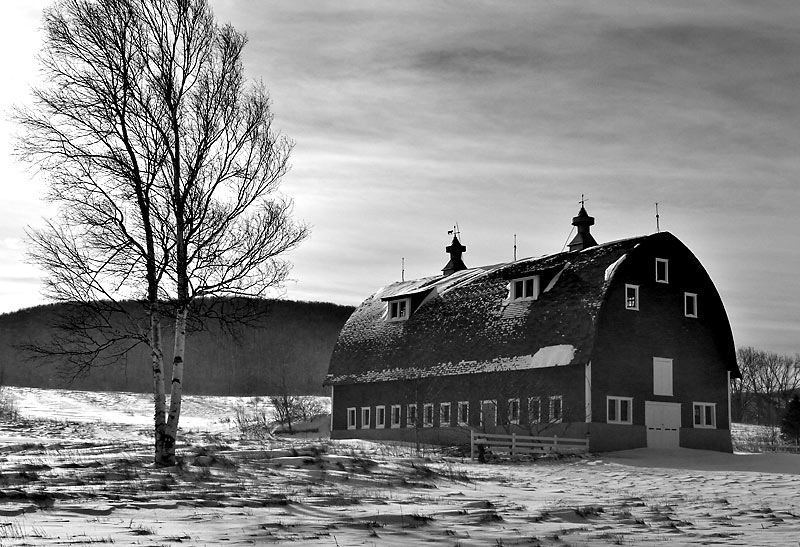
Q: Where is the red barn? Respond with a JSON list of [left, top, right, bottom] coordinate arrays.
[[325, 207, 740, 452]]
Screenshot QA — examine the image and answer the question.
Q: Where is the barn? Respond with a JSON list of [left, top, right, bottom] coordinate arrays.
[[325, 207, 740, 452]]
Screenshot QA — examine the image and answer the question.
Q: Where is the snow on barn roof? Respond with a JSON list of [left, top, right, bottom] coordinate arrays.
[[326, 234, 656, 385]]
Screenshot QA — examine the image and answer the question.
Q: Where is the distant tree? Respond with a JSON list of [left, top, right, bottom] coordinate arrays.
[[15, 0, 306, 465], [780, 395, 800, 444], [731, 347, 800, 425]]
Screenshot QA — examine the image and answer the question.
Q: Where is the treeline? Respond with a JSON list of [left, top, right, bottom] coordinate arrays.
[[0, 299, 353, 396], [731, 346, 800, 425]]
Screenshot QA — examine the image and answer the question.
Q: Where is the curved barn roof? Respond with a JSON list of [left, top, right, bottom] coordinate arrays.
[[327, 233, 662, 385]]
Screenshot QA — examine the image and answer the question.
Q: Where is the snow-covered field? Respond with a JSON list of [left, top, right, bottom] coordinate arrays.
[[1, 387, 799, 546]]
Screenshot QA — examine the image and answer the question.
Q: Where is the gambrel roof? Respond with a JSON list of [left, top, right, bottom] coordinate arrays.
[[327, 233, 667, 386]]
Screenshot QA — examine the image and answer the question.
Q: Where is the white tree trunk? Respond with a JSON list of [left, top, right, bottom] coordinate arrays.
[[150, 312, 170, 465], [163, 305, 188, 465]]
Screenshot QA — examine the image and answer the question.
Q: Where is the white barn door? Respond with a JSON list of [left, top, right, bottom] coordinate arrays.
[[645, 401, 681, 448]]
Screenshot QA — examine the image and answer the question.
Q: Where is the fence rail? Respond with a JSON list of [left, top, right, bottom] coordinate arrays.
[[470, 431, 588, 460]]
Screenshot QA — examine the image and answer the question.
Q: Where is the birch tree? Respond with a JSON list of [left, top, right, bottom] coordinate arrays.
[[16, 0, 306, 465]]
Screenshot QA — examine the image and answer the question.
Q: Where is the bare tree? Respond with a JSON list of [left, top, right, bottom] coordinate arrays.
[[16, 0, 306, 465], [732, 347, 800, 425]]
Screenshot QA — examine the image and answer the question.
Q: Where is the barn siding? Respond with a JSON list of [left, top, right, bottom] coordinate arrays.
[[591, 235, 735, 451]]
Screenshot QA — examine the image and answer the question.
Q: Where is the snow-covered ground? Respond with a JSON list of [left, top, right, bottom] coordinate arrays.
[[1, 386, 799, 546]]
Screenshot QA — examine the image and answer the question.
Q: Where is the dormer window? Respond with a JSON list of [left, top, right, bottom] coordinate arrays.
[[655, 258, 669, 283], [509, 275, 540, 301], [387, 298, 410, 321]]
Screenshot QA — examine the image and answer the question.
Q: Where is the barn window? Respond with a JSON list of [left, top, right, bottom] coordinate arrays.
[[528, 397, 541, 424], [390, 405, 401, 428], [625, 284, 639, 310], [549, 396, 563, 423], [360, 407, 371, 429], [693, 402, 716, 428], [457, 401, 469, 426], [655, 258, 669, 283], [423, 403, 434, 427], [653, 357, 673, 396], [440, 402, 452, 427], [509, 275, 540, 301], [607, 396, 633, 424], [508, 398, 520, 425], [387, 298, 411, 322], [346, 407, 356, 430], [685, 292, 698, 318], [407, 403, 418, 428], [376, 405, 386, 428]]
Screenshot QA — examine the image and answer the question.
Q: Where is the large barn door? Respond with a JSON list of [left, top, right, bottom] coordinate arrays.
[[645, 401, 681, 448], [480, 400, 497, 431]]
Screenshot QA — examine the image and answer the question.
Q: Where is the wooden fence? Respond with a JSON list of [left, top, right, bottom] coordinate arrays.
[[470, 431, 589, 460]]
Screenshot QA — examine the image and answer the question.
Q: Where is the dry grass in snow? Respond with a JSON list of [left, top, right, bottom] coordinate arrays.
[[1, 387, 799, 546]]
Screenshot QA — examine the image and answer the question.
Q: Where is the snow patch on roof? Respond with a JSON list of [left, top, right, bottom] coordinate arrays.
[[604, 254, 627, 282], [327, 345, 577, 385]]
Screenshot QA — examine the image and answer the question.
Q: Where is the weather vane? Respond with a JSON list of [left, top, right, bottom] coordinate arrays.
[[447, 223, 461, 238], [579, 194, 588, 208]]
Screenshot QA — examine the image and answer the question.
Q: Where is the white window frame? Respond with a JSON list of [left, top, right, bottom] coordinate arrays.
[[625, 284, 639, 310], [528, 396, 541, 424], [407, 403, 418, 428], [387, 298, 411, 322], [607, 396, 633, 425], [549, 395, 563, 423], [653, 357, 674, 396], [685, 292, 698, 318], [440, 402, 451, 427], [346, 407, 357, 430], [457, 401, 469, 426], [480, 399, 497, 427], [375, 405, 386, 429], [390, 404, 402, 428], [693, 402, 716, 429], [509, 275, 540, 301], [423, 403, 434, 427], [508, 398, 520, 425], [360, 407, 371, 429], [655, 258, 669, 284]]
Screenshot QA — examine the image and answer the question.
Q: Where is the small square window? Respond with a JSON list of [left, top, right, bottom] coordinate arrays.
[[508, 398, 520, 425], [407, 403, 418, 428], [376, 405, 386, 429], [693, 402, 716, 428], [346, 407, 356, 430], [423, 403, 434, 427], [625, 284, 639, 310], [387, 298, 411, 322], [390, 405, 402, 428], [509, 275, 540, 301], [655, 258, 669, 283], [685, 293, 698, 318], [457, 401, 469, 426], [360, 407, 371, 429], [549, 396, 563, 423], [440, 402, 451, 427], [528, 397, 541, 424], [607, 396, 633, 424]]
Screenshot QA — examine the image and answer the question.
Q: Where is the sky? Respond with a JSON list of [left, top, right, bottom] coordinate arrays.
[[1, 0, 798, 354]]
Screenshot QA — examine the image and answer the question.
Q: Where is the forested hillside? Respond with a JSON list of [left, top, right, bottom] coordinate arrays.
[[0, 300, 353, 396]]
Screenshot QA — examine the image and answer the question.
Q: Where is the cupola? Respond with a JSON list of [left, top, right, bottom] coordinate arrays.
[[442, 234, 467, 276], [568, 205, 598, 252]]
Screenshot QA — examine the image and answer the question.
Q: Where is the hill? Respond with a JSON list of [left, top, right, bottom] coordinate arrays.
[[0, 299, 354, 396]]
